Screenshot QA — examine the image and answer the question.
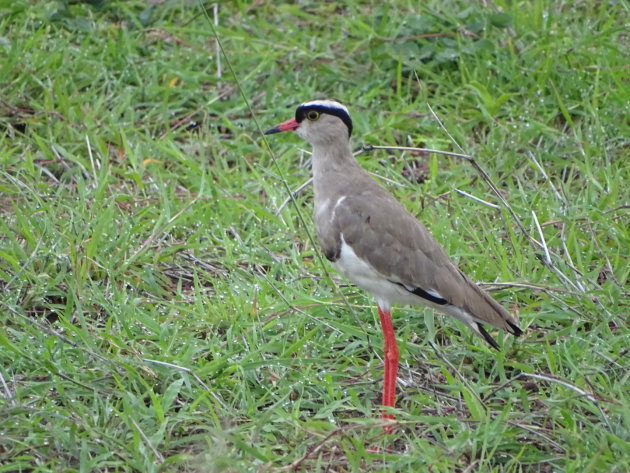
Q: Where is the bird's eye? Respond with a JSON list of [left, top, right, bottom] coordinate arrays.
[[306, 110, 320, 121]]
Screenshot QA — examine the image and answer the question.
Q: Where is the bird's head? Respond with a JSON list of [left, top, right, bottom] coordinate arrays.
[[264, 99, 353, 146]]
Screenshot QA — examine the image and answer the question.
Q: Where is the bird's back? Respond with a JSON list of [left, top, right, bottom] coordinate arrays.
[[314, 162, 521, 342]]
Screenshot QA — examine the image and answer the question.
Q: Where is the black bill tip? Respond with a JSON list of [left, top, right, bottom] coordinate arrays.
[[264, 126, 281, 135]]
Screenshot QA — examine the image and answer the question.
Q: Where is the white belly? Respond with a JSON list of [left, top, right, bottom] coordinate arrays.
[[332, 236, 432, 311], [330, 236, 484, 332]]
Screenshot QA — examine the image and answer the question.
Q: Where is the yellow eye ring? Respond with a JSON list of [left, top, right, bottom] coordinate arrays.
[[306, 110, 320, 121]]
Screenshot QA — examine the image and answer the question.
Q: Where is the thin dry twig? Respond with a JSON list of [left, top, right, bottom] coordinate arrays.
[[506, 421, 565, 453], [361, 143, 471, 159], [2, 300, 79, 349], [376, 32, 474, 42], [86, 134, 99, 184], [526, 150, 566, 205], [0, 369, 16, 406], [275, 176, 313, 216], [129, 416, 165, 464], [478, 281, 571, 294], [519, 372, 599, 403], [462, 460, 481, 473], [212, 3, 221, 79], [532, 210, 552, 267], [454, 188, 501, 209]]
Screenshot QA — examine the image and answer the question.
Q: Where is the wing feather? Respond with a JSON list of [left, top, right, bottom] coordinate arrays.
[[326, 189, 520, 336]]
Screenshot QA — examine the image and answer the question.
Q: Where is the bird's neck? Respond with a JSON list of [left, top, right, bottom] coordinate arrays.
[[310, 140, 360, 179], [311, 140, 362, 202]]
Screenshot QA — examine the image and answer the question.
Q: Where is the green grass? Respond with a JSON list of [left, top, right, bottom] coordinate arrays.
[[0, 0, 628, 471]]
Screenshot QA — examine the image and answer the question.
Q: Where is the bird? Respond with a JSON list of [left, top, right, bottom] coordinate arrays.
[[264, 99, 522, 431]]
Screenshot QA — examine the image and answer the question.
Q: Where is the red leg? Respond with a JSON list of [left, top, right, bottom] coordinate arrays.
[[377, 305, 399, 432]]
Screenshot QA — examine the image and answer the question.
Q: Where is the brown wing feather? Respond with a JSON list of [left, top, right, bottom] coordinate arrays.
[[327, 184, 520, 334]]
